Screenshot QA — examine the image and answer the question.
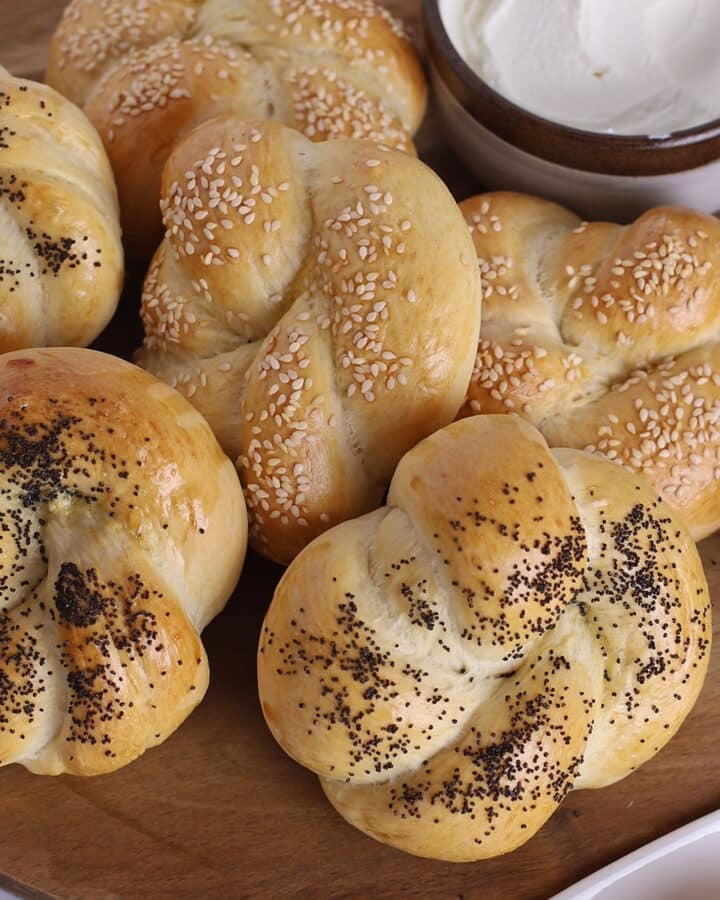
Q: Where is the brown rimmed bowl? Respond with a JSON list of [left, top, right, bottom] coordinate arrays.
[[423, 0, 720, 219]]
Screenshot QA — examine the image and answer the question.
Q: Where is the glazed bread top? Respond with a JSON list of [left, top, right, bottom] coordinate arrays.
[[136, 118, 481, 564], [0, 348, 247, 776], [258, 415, 711, 861], [0, 66, 123, 350], [460, 192, 720, 540], [46, 0, 427, 257]]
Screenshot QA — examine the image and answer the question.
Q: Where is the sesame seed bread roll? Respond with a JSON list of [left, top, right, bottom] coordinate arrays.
[[0, 67, 123, 351], [46, 0, 427, 259], [135, 118, 482, 565], [458, 192, 720, 541], [0, 348, 247, 776], [258, 415, 711, 861]]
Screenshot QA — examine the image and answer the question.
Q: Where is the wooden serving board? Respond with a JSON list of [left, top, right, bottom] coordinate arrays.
[[2, 3, 720, 898]]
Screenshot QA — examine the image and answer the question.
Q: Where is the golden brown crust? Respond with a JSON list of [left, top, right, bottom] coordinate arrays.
[[136, 118, 482, 564], [0, 348, 247, 776], [0, 67, 123, 351], [257, 416, 711, 861], [46, 0, 427, 260], [459, 192, 720, 540], [45, 0, 199, 107], [84, 36, 271, 258]]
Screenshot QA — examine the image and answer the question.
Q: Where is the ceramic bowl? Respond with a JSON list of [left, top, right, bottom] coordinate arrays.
[[424, 0, 720, 219]]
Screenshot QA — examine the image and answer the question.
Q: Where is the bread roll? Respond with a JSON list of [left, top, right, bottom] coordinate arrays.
[[0, 348, 247, 776], [459, 192, 720, 540], [0, 66, 122, 350], [135, 118, 482, 564], [46, 0, 427, 258], [258, 415, 711, 861]]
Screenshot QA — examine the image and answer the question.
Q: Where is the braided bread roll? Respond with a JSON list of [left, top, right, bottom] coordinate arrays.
[[458, 192, 720, 541], [0, 67, 123, 351], [135, 118, 481, 564], [258, 415, 711, 861], [0, 348, 246, 776], [46, 0, 426, 258]]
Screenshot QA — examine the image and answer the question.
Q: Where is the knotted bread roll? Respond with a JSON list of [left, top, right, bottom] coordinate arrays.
[[135, 118, 481, 564], [46, 0, 426, 258], [258, 415, 711, 861], [458, 192, 720, 541], [0, 348, 246, 776], [0, 66, 123, 351]]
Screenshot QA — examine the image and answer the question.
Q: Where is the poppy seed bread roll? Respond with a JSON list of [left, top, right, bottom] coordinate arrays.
[[135, 118, 482, 564], [0, 66, 122, 351], [258, 415, 711, 861], [46, 0, 426, 258], [0, 348, 246, 776]]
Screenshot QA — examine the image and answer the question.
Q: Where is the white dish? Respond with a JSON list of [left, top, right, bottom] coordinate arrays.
[[425, 0, 720, 221], [429, 62, 720, 220], [552, 809, 720, 900]]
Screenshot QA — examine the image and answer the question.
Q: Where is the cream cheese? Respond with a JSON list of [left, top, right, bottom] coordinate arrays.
[[440, 0, 720, 135]]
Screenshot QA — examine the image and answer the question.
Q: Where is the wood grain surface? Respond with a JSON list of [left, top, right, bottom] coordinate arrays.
[[1, 3, 719, 899]]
